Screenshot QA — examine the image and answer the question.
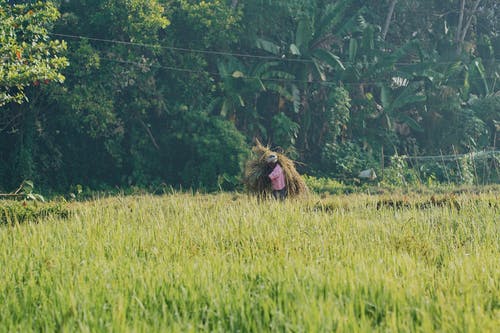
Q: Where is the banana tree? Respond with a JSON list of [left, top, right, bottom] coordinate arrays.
[[252, 0, 368, 158], [379, 82, 427, 133], [213, 56, 295, 139]]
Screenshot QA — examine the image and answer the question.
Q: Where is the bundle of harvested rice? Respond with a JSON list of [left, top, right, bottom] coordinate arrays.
[[243, 139, 308, 198]]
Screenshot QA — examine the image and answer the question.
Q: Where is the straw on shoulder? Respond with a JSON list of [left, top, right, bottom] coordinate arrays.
[[243, 139, 308, 198]]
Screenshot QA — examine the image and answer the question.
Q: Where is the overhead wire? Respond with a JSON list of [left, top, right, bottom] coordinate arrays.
[[49, 32, 500, 67], [44, 32, 499, 87], [98, 56, 499, 87], [50, 33, 315, 64]]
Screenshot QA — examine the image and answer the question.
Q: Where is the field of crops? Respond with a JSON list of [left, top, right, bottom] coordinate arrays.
[[0, 192, 499, 332]]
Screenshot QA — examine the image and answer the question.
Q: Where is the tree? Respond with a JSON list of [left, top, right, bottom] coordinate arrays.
[[0, 0, 67, 107], [0, 0, 498, 190]]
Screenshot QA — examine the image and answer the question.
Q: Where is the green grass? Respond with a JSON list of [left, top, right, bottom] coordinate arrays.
[[0, 192, 498, 332]]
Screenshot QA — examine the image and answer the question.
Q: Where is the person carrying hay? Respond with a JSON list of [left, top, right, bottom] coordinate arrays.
[[266, 153, 287, 200], [243, 139, 308, 199]]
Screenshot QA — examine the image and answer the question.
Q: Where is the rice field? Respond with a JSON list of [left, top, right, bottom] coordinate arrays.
[[0, 192, 499, 332]]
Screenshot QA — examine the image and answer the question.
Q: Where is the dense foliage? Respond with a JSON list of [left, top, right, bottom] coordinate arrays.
[[0, 0, 67, 106], [0, 0, 498, 192], [0, 199, 69, 224]]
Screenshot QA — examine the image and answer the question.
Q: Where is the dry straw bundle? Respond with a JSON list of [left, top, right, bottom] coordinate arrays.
[[243, 139, 308, 198]]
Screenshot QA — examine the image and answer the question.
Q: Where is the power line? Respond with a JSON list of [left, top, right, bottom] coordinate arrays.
[[98, 56, 500, 87], [50, 33, 314, 64], [50, 32, 500, 67]]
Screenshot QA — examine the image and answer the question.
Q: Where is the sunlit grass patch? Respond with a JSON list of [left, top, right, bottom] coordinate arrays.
[[0, 192, 498, 332]]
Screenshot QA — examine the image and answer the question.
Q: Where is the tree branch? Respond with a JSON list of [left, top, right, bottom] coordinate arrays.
[[456, 0, 465, 46], [0, 181, 26, 197], [460, 0, 481, 44], [0, 193, 24, 198], [456, 0, 481, 54], [382, 0, 398, 41], [140, 119, 160, 150], [0, 112, 22, 133]]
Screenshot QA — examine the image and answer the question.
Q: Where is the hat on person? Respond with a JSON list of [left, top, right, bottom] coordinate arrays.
[[265, 154, 278, 164]]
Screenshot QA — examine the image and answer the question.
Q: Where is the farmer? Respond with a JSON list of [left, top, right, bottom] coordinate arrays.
[[266, 154, 287, 200]]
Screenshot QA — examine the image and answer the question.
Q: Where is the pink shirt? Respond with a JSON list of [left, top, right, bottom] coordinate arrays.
[[268, 164, 286, 190]]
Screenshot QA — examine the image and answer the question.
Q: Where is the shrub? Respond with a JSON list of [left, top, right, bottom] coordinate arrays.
[[178, 114, 250, 191], [0, 201, 70, 225], [303, 175, 356, 194], [319, 142, 379, 181], [381, 155, 420, 187]]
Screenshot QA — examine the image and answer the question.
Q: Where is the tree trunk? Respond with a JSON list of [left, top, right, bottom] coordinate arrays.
[[456, 0, 466, 48], [457, 0, 481, 54], [382, 0, 398, 41], [16, 107, 36, 182], [460, 0, 481, 42]]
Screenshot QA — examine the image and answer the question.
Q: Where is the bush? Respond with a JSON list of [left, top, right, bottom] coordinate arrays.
[[319, 142, 379, 181], [381, 155, 421, 187], [0, 201, 70, 225], [158, 111, 250, 191], [303, 175, 356, 194]]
